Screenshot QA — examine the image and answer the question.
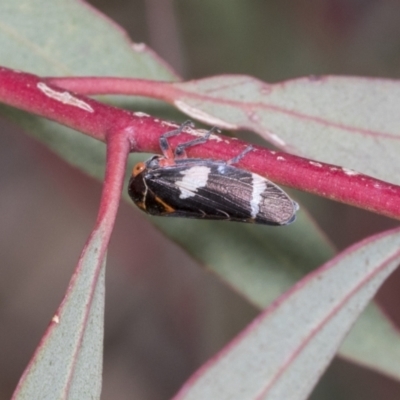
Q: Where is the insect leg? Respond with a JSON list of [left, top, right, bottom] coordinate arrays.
[[175, 126, 220, 158], [159, 120, 194, 159], [228, 145, 253, 165]]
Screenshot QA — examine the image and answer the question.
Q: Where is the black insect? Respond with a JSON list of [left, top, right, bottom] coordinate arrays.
[[128, 121, 298, 225]]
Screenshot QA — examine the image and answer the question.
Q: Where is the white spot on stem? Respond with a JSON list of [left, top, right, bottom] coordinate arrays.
[[342, 167, 359, 176], [187, 128, 222, 142], [161, 121, 180, 129], [37, 82, 94, 112], [134, 112, 150, 117]]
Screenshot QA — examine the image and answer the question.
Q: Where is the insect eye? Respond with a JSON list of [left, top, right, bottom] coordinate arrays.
[[132, 162, 146, 177]]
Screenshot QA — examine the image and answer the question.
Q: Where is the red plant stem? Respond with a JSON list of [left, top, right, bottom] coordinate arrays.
[[97, 133, 131, 230], [47, 76, 174, 99], [0, 67, 400, 221]]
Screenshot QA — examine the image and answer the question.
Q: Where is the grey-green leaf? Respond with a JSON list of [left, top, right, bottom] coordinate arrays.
[[13, 235, 106, 400]]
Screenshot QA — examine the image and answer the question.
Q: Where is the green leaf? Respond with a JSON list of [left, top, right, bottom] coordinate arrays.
[[174, 228, 400, 400], [0, 0, 175, 78], [13, 233, 106, 400], [150, 211, 331, 307], [141, 205, 400, 381]]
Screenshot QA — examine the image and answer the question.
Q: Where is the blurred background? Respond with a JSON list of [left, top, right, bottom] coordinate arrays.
[[1, 1, 400, 399]]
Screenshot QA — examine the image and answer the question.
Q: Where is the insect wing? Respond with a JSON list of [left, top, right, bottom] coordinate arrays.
[[142, 160, 297, 225], [246, 173, 298, 225]]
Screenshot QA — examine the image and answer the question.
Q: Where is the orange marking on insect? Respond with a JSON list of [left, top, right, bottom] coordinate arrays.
[[132, 162, 146, 177], [154, 196, 176, 213]]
